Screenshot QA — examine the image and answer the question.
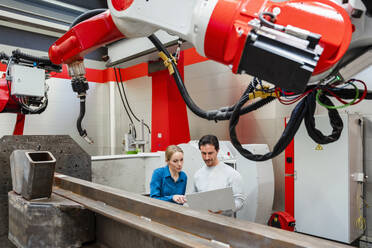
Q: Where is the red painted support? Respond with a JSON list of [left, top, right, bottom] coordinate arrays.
[[284, 118, 295, 217], [13, 114, 25, 135], [149, 52, 190, 152]]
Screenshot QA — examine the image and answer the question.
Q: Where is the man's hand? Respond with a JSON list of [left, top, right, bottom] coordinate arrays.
[[172, 195, 187, 204]]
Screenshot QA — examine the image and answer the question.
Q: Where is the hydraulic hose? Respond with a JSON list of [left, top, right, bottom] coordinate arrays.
[[149, 34, 210, 119], [304, 93, 343, 144], [77, 96, 93, 144], [148, 34, 270, 121], [77, 97, 86, 136], [230, 89, 344, 161], [0, 52, 9, 60], [214, 97, 276, 121], [12, 49, 52, 65], [324, 88, 372, 100], [230, 90, 309, 161], [69, 9, 107, 29]]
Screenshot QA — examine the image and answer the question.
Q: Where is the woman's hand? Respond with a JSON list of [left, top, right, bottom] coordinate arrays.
[[172, 195, 187, 204]]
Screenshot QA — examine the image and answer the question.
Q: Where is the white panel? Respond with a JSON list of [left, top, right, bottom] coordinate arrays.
[[236, 144, 274, 224], [144, 153, 165, 194], [92, 153, 163, 194], [92, 159, 146, 193], [348, 115, 364, 241], [294, 114, 363, 243], [177, 143, 205, 194], [363, 116, 372, 238], [10, 65, 45, 97]]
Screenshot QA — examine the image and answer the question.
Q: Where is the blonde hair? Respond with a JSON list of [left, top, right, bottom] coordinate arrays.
[[165, 145, 183, 161]]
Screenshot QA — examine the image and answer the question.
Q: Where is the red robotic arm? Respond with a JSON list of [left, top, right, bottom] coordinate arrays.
[[49, 10, 124, 65], [49, 0, 353, 93]]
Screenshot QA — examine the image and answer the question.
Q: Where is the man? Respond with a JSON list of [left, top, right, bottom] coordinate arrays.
[[193, 135, 245, 215]]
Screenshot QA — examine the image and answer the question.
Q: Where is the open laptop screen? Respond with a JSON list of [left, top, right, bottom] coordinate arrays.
[[185, 187, 235, 212]]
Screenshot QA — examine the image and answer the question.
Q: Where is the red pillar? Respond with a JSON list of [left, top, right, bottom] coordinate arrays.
[[284, 118, 295, 217], [149, 52, 190, 152], [13, 114, 25, 135]]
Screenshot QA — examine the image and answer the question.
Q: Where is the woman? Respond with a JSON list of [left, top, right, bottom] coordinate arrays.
[[150, 145, 187, 204]]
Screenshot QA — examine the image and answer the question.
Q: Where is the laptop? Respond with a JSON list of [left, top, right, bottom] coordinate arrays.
[[185, 187, 235, 212]]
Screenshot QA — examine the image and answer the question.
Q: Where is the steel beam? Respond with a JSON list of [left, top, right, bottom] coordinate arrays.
[[53, 187, 220, 248], [53, 174, 351, 248]]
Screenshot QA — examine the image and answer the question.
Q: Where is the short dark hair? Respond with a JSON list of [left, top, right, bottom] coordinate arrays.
[[198, 135, 219, 151]]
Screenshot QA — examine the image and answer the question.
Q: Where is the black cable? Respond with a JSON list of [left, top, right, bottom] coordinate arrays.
[[258, 12, 284, 31], [148, 34, 264, 121], [114, 68, 137, 138], [229, 90, 310, 161], [304, 92, 343, 144], [148, 34, 210, 119], [12, 49, 53, 65], [230, 88, 345, 161], [259, 12, 276, 29], [69, 9, 107, 29], [117, 68, 151, 133], [77, 96, 87, 137], [362, 0, 372, 16], [0, 52, 9, 60], [325, 88, 372, 100]]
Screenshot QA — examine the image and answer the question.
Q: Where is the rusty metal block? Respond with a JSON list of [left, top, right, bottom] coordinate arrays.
[[8, 191, 95, 248], [21, 151, 56, 200], [10, 150, 33, 195], [0, 135, 92, 245]]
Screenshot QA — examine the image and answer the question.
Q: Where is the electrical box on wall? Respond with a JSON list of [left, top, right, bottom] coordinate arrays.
[[10, 65, 45, 97], [294, 114, 363, 243]]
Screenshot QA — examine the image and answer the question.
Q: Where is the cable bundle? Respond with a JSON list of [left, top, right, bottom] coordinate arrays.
[[114, 68, 151, 137], [230, 78, 372, 161], [148, 33, 372, 162]]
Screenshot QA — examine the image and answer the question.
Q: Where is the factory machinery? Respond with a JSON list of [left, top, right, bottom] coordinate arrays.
[[2, 0, 372, 247]]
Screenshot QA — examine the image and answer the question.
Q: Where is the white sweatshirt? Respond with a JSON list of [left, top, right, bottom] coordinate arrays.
[[193, 162, 245, 212]]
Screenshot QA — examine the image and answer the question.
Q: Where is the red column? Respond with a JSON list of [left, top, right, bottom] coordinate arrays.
[[149, 52, 190, 152], [13, 114, 25, 135], [284, 118, 295, 217]]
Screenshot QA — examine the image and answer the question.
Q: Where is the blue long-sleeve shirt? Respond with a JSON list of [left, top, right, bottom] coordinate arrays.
[[150, 165, 187, 203]]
